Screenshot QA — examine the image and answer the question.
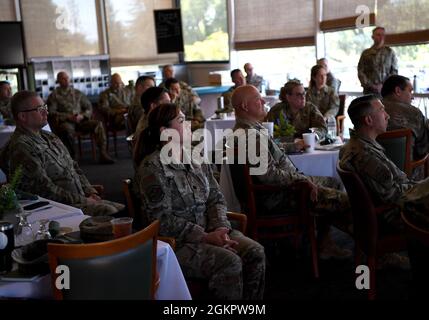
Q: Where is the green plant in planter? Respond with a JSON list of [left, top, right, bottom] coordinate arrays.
[[0, 165, 23, 215], [273, 112, 296, 140]]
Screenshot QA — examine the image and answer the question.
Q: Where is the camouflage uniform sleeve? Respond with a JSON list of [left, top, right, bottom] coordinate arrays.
[[79, 91, 93, 119], [359, 154, 410, 203], [10, 142, 87, 204], [47, 92, 70, 122], [390, 49, 398, 75], [249, 129, 308, 186], [357, 51, 371, 88], [309, 105, 327, 139], [73, 160, 97, 195], [324, 89, 340, 119], [98, 91, 110, 115], [137, 162, 207, 244], [203, 164, 231, 232]]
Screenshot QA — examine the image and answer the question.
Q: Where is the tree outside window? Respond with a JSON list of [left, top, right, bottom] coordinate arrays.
[[180, 0, 229, 62]]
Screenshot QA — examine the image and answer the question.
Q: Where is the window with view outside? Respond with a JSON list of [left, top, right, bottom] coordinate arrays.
[[324, 27, 429, 93], [180, 0, 229, 62], [235, 46, 316, 92]]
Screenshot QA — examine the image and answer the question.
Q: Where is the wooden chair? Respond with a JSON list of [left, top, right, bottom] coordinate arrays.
[[337, 164, 407, 300], [336, 94, 346, 117], [229, 163, 319, 278], [48, 220, 159, 300], [377, 128, 429, 178]]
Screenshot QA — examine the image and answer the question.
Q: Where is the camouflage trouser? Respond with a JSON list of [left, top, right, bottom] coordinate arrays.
[[54, 119, 107, 157], [109, 109, 126, 130], [176, 230, 265, 300], [259, 176, 351, 233], [400, 178, 429, 231], [76, 199, 125, 216]]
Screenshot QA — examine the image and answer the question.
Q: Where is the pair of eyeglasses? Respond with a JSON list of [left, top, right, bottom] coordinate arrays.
[[20, 104, 48, 114]]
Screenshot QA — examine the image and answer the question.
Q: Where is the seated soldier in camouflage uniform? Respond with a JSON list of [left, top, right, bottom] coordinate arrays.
[[381, 75, 429, 180], [306, 65, 339, 119], [317, 58, 341, 94], [230, 85, 352, 259], [267, 80, 328, 154], [2, 91, 124, 217], [338, 95, 429, 268], [134, 103, 265, 300], [164, 78, 205, 131], [0, 81, 14, 125], [127, 75, 155, 134], [221, 69, 246, 113], [340, 95, 429, 231], [47, 72, 114, 164], [99, 73, 132, 130]]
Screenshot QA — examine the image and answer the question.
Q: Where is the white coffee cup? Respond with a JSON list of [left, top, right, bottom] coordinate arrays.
[[302, 133, 316, 153], [262, 122, 274, 137]]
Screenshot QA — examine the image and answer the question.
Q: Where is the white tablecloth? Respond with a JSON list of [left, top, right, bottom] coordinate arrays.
[[219, 150, 341, 211], [0, 199, 191, 300], [0, 240, 191, 300]]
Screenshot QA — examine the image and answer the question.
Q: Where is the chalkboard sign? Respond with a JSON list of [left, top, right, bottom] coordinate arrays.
[[154, 9, 184, 54]]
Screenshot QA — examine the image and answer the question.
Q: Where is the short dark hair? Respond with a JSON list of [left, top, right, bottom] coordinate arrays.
[[373, 26, 385, 34], [0, 81, 10, 88], [347, 95, 379, 129], [279, 79, 303, 102], [230, 69, 242, 79], [135, 75, 155, 87], [164, 77, 179, 90], [11, 91, 40, 120], [381, 75, 410, 98], [140, 87, 168, 114]]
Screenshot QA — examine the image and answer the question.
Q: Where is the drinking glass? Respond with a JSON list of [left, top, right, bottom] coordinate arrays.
[[35, 219, 52, 240], [15, 209, 34, 246]]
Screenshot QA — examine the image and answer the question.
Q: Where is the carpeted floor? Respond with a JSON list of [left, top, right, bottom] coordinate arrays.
[[78, 137, 412, 300]]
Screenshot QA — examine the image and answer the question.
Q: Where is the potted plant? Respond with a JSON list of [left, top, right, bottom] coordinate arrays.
[[273, 112, 296, 143], [0, 166, 23, 220]]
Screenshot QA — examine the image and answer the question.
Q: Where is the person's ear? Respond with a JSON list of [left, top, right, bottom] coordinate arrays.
[[394, 86, 402, 97]]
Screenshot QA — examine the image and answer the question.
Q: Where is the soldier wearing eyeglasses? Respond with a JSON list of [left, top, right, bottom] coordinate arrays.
[[267, 80, 327, 153], [47, 72, 114, 164], [0, 91, 124, 217]]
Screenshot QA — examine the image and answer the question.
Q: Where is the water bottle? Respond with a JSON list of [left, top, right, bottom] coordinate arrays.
[[413, 75, 418, 93], [327, 115, 337, 138], [0, 113, 4, 126]]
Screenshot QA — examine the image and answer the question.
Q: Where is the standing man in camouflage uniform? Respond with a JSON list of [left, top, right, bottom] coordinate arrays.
[[2, 91, 124, 216], [381, 75, 429, 180], [135, 103, 265, 300], [267, 80, 327, 153], [165, 78, 205, 130], [0, 81, 14, 124], [231, 85, 352, 259], [99, 73, 132, 130], [47, 72, 114, 163], [317, 58, 341, 94], [244, 63, 264, 93], [358, 27, 398, 95], [221, 69, 246, 113], [127, 75, 155, 133]]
